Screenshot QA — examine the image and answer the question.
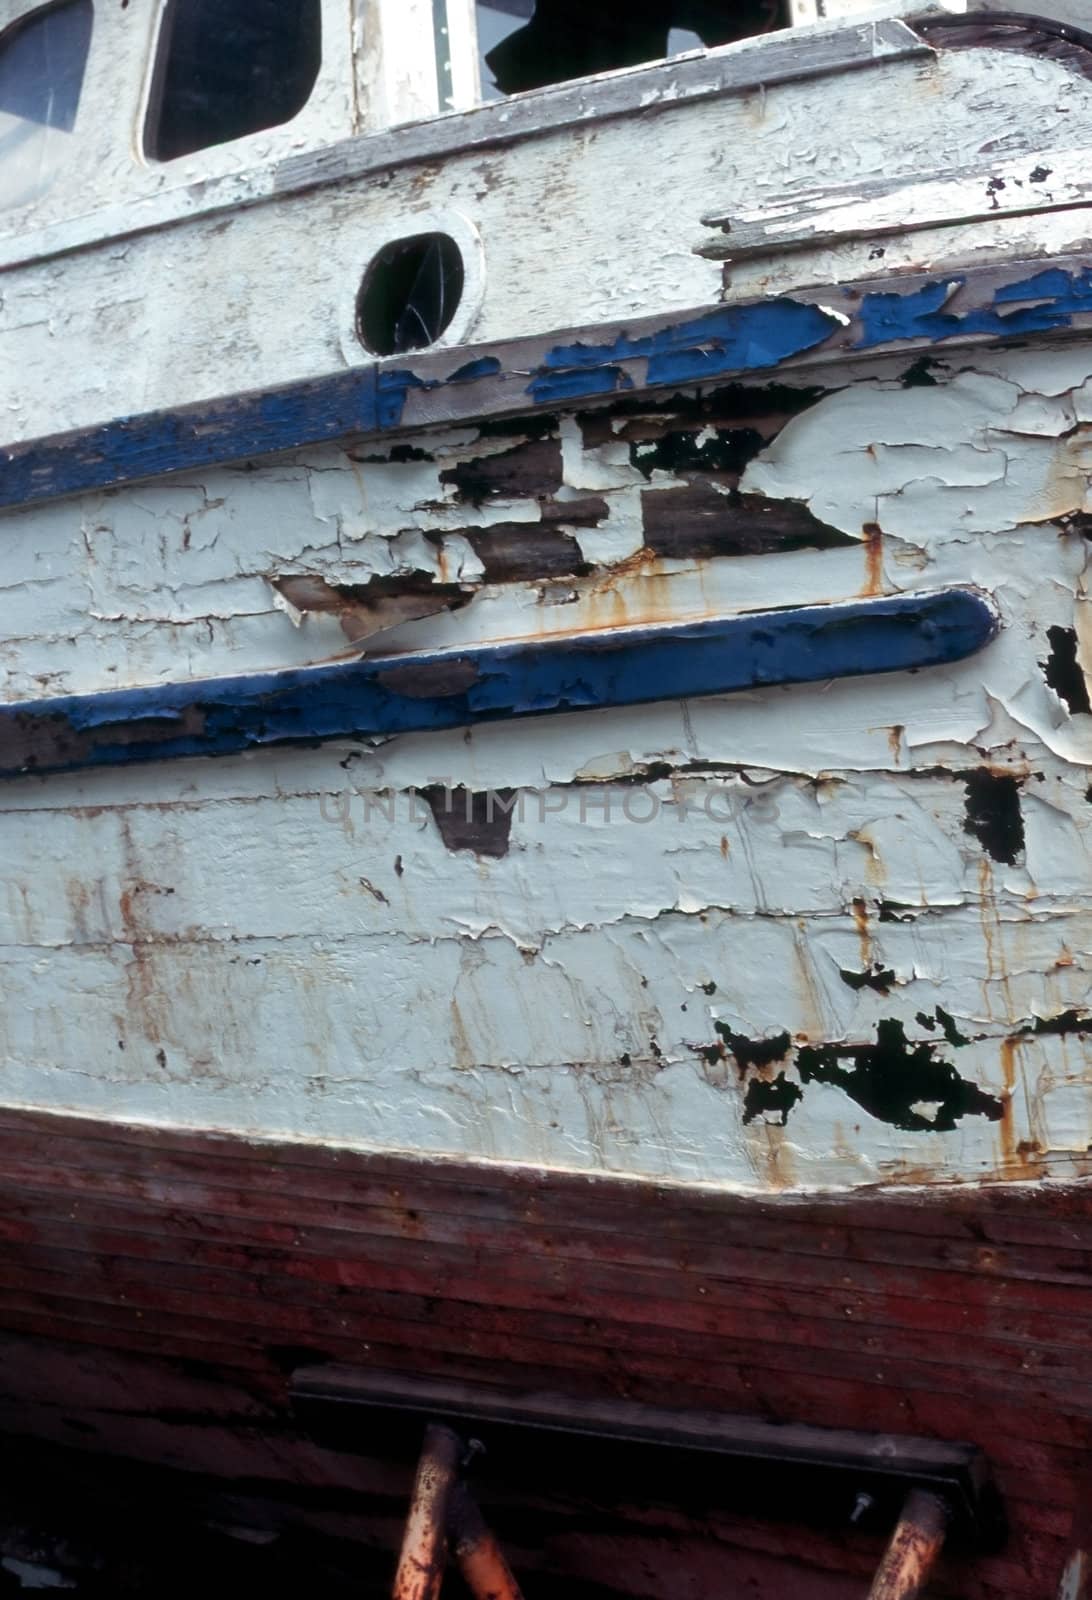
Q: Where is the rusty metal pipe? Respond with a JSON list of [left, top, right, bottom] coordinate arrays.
[[392, 1424, 462, 1600], [449, 1482, 526, 1600], [867, 1489, 949, 1600]]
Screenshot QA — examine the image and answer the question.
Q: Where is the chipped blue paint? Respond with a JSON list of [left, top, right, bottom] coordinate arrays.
[[529, 301, 838, 404], [856, 266, 1092, 349], [0, 590, 997, 780], [0, 368, 417, 513], [6, 256, 1092, 514]]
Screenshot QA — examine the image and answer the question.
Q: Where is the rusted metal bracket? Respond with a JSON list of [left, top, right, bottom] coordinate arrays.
[[292, 1367, 1007, 1555], [867, 1488, 949, 1600], [392, 1422, 524, 1600]]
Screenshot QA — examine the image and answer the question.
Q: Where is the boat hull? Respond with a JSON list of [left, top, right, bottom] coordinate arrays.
[[0, 1106, 1086, 1596]]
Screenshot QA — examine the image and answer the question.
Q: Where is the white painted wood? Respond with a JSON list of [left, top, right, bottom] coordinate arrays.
[[355, 0, 442, 131], [0, 0, 359, 250], [4, 1, 1092, 1197], [791, 0, 965, 19], [2, 341, 1092, 1193], [699, 146, 1092, 260], [5, 35, 1090, 446], [443, 0, 483, 111], [0, 13, 931, 276]]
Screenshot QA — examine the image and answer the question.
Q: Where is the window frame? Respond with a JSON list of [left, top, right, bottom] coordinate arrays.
[[141, 0, 325, 165], [435, 0, 793, 111], [136, 0, 354, 170]]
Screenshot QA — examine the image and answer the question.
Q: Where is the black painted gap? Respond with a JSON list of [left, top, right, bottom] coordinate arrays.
[[583, 382, 827, 450], [743, 1073, 803, 1125], [935, 1006, 971, 1048], [1030, 1009, 1092, 1036], [901, 357, 941, 388], [962, 771, 1025, 865], [714, 1026, 792, 1071], [839, 966, 896, 994], [796, 1020, 1003, 1133], [1043, 625, 1092, 715], [630, 427, 767, 480]]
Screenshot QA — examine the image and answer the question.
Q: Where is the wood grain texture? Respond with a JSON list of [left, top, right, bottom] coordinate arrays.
[[0, 1107, 1087, 1598]]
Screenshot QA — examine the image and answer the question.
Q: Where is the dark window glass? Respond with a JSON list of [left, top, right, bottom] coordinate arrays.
[[148, 0, 322, 163], [479, 1, 780, 97], [0, 0, 94, 212], [357, 233, 465, 357], [476, 0, 534, 101]]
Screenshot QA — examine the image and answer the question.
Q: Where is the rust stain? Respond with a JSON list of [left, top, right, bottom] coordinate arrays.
[[851, 827, 886, 890], [860, 522, 884, 596], [852, 897, 871, 969], [117, 815, 171, 1048], [449, 999, 475, 1073], [791, 920, 826, 1043], [999, 1035, 1018, 1168], [756, 1124, 796, 1192], [997, 1036, 1044, 1180], [887, 724, 905, 765]]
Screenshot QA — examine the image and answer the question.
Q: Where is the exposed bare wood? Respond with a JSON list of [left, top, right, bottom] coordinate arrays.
[[697, 147, 1092, 261]]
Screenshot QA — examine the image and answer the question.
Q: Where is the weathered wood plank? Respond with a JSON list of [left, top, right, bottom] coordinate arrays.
[[698, 148, 1092, 262], [275, 18, 931, 198], [0, 592, 996, 778], [7, 252, 1092, 512]]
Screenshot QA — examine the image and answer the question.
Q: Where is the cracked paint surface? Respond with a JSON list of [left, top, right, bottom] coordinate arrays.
[[3, 341, 1092, 1194]]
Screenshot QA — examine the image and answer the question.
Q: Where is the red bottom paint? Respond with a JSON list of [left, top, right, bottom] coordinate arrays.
[[0, 1107, 1086, 1597]]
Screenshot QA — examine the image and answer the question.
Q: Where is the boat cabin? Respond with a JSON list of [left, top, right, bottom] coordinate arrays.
[[3, 0, 1090, 237]]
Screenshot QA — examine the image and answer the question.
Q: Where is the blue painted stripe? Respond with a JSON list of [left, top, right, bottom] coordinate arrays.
[[0, 590, 997, 779], [7, 255, 1092, 514], [854, 266, 1092, 349], [0, 366, 427, 513], [0, 298, 840, 512]]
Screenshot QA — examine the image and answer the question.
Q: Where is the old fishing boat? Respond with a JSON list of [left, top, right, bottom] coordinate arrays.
[[3, 0, 1092, 1592]]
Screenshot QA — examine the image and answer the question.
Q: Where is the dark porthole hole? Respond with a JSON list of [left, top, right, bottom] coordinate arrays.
[[357, 233, 466, 357]]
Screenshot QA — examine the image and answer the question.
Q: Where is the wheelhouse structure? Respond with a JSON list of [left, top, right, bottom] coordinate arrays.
[[2, 0, 1092, 1593]]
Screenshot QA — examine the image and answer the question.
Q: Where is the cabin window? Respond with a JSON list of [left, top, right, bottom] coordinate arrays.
[[0, 0, 93, 212], [146, 0, 322, 162], [477, 1, 781, 97]]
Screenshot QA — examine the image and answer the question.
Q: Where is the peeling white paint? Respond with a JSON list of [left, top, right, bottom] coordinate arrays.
[[4, 6, 1092, 1198], [1, 338, 1092, 1193]]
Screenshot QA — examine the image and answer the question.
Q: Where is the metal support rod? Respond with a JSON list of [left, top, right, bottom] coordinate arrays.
[[392, 1424, 462, 1600], [449, 1482, 526, 1600], [868, 1489, 949, 1600], [1058, 1550, 1092, 1600]]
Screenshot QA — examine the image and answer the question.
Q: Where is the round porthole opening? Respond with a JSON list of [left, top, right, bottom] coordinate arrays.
[[357, 232, 466, 357]]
